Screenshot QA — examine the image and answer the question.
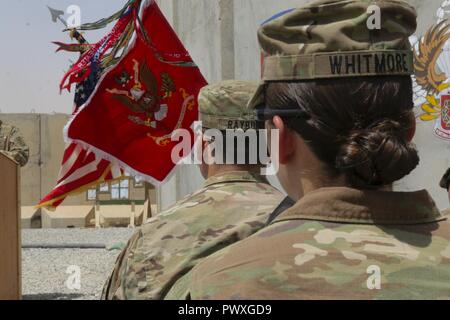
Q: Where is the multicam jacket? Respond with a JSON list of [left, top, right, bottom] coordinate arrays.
[[101, 171, 284, 300], [166, 187, 450, 300], [0, 120, 29, 167]]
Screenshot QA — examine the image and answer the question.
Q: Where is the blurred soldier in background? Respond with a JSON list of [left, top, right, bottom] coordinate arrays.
[[0, 119, 29, 167], [102, 80, 284, 300]]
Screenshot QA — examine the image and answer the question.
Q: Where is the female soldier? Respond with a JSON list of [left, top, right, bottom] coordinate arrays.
[[166, 0, 450, 300]]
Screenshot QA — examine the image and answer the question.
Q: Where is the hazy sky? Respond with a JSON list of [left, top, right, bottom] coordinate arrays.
[[0, 0, 126, 114]]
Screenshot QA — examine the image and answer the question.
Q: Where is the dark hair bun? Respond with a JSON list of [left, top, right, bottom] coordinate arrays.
[[335, 119, 419, 188], [265, 76, 418, 189]]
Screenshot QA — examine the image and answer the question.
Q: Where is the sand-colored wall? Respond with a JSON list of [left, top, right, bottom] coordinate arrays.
[[0, 114, 149, 207]]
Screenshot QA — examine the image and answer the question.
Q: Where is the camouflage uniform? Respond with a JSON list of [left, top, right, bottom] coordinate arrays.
[[101, 81, 284, 300], [165, 0, 450, 300], [0, 120, 29, 167], [167, 188, 450, 300]]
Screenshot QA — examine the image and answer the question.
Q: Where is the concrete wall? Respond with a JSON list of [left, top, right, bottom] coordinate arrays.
[[1, 113, 156, 208], [155, 0, 450, 211], [39, 114, 88, 206], [0, 114, 41, 206], [396, 0, 450, 210], [0, 113, 87, 206]]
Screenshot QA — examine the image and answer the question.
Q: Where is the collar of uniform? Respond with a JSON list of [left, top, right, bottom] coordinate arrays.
[[273, 187, 445, 225], [203, 171, 268, 188]]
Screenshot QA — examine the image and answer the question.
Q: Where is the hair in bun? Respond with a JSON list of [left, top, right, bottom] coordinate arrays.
[[265, 76, 419, 189]]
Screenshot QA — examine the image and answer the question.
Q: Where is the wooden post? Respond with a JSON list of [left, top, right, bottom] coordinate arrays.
[[0, 153, 21, 300], [129, 201, 136, 228], [144, 182, 153, 220], [95, 201, 101, 229]]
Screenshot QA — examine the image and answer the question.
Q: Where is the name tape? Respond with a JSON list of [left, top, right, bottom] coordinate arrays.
[[263, 50, 414, 80]]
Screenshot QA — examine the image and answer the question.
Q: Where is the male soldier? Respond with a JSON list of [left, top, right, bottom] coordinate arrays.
[[166, 0, 450, 300], [101, 80, 284, 300], [0, 119, 29, 167], [440, 168, 450, 214]]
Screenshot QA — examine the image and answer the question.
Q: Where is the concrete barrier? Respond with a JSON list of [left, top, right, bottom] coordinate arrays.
[[41, 206, 95, 229], [97, 202, 158, 228], [135, 201, 158, 226], [21, 207, 41, 229], [98, 205, 134, 228]]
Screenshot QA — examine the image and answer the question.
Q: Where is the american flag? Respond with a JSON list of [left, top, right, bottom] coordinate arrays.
[[39, 63, 123, 209], [39, 0, 144, 209]]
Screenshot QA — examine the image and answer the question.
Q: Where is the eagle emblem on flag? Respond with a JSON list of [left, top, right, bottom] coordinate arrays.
[[107, 59, 172, 130], [64, 0, 207, 184], [40, 0, 207, 208]]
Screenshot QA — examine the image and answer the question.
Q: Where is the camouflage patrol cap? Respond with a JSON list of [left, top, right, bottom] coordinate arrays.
[[199, 80, 259, 131], [250, 0, 417, 107]]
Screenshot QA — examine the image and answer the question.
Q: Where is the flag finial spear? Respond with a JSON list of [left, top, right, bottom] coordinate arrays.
[[47, 5, 87, 44]]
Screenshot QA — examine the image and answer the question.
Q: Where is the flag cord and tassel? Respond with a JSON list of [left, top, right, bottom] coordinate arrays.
[[57, 0, 201, 94]]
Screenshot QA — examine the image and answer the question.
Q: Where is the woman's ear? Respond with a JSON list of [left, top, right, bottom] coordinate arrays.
[[272, 116, 296, 165]]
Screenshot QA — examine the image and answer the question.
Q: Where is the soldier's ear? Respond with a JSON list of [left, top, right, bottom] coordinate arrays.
[[272, 116, 296, 165]]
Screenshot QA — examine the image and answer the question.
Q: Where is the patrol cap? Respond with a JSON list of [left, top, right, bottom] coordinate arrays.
[[199, 80, 259, 131], [250, 0, 417, 108]]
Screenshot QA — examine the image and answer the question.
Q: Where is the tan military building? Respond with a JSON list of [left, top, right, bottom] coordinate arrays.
[[1, 113, 158, 229]]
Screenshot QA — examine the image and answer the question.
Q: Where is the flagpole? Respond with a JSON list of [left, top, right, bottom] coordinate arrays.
[[47, 6, 88, 47]]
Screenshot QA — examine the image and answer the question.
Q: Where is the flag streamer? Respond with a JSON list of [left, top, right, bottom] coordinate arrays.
[[40, 0, 207, 209], [64, 0, 207, 185], [66, 0, 138, 31]]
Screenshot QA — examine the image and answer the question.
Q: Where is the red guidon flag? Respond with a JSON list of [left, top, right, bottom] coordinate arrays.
[[39, 1, 138, 209], [65, 0, 207, 185]]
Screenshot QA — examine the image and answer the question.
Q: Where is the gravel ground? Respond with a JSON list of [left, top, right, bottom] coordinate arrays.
[[22, 228, 135, 300]]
